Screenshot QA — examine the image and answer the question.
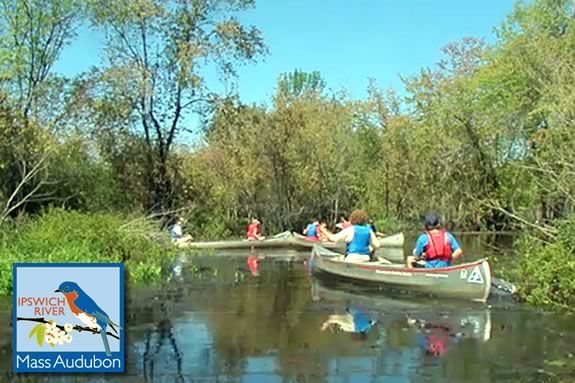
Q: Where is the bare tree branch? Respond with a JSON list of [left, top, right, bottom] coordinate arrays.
[[0, 150, 51, 226]]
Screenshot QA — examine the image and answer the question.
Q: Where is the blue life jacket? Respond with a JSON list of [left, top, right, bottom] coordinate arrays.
[[306, 223, 318, 238], [169, 224, 182, 240], [346, 225, 371, 255]]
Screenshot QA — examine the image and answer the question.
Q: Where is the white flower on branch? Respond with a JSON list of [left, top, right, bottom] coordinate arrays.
[[52, 329, 61, 339], [45, 334, 55, 345], [17, 317, 120, 343]]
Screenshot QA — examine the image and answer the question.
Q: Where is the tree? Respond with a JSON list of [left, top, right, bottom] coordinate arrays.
[[0, 0, 82, 123], [88, 0, 266, 212], [276, 69, 325, 99], [0, 0, 88, 218]]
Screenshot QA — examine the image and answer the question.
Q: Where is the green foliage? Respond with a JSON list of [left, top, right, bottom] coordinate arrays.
[[277, 69, 325, 99], [0, 209, 177, 295], [0, 0, 83, 120], [372, 215, 410, 234], [1, 0, 575, 315], [84, 0, 267, 211], [509, 216, 575, 309]]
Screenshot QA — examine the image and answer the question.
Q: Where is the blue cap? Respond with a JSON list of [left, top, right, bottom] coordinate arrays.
[[424, 213, 440, 228]]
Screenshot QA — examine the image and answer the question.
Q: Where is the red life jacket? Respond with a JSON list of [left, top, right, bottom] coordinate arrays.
[[424, 230, 452, 262], [247, 255, 260, 276], [246, 223, 260, 239]]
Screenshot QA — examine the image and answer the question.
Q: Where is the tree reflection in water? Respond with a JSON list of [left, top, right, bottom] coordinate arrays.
[[4, 256, 573, 382], [142, 303, 184, 383]]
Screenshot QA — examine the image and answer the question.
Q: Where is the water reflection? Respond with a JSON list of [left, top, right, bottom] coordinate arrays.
[[246, 254, 265, 277], [142, 301, 184, 383], [320, 307, 376, 339], [312, 278, 491, 361], [3, 252, 575, 382], [408, 312, 491, 357]]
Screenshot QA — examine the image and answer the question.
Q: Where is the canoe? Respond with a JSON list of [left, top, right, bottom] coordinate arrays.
[[181, 231, 294, 250], [310, 245, 491, 303], [376, 232, 404, 247], [182, 231, 404, 255], [292, 232, 405, 249], [291, 232, 405, 262]]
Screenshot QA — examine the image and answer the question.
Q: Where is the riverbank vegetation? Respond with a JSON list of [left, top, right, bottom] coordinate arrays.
[[506, 216, 575, 310], [1, 1, 574, 306], [0, 209, 176, 295]]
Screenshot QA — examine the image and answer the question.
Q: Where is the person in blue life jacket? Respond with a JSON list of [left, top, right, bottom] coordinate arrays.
[[406, 213, 463, 269], [169, 217, 193, 245], [320, 209, 381, 263], [303, 219, 320, 242]]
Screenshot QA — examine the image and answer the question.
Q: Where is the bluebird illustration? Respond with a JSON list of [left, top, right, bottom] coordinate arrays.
[[55, 281, 120, 356]]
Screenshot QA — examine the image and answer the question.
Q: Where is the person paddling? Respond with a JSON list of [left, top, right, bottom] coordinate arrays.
[[406, 213, 463, 269], [320, 210, 380, 263], [246, 219, 265, 241], [335, 216, 352, 232], [317, 220, 331, 242], [303, 220, 320, 242], [169, 217, 193, 245]]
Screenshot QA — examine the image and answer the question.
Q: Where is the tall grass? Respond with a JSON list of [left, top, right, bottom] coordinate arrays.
[[0, 209, 178, 295]]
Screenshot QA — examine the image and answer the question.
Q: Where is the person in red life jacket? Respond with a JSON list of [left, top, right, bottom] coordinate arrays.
[[406, 213, 463, 269], [246, 219, 265, 241], [303, 219, 320, 242], [247, 254, 264, 276], [320, 210, 380, 263]]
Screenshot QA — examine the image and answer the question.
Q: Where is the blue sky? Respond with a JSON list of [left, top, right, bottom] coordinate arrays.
[[54, 0, 516, 104]]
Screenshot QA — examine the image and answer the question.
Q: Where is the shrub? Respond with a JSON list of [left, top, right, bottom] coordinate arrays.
[[510, 216, 575, 309], [0, 209, 177, 295]]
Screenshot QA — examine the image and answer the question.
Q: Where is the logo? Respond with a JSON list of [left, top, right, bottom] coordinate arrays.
[[466, 266, 484, 284], [13, 263, 124, 373]]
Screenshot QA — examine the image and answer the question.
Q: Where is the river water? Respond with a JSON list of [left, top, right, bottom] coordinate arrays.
[[2, 234, 575, 382]]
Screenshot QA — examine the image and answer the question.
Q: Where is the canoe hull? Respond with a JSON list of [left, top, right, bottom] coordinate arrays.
[[310, 245, 491, 303], [183, 232, 405, 256], [291, 239, 404, 262], [292, 232, 404, 249], [182, 231, 294, 250], [182, 238, 294, 250]]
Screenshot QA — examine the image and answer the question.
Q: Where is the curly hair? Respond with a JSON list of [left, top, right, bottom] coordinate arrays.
[[348, 209, 368, 225]]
